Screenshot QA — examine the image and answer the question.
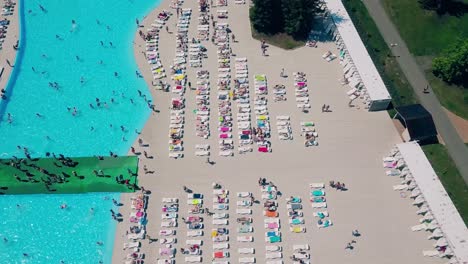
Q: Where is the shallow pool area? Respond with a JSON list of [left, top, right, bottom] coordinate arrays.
[[0, 0, 161, 158], [0, 193, 119, 263]]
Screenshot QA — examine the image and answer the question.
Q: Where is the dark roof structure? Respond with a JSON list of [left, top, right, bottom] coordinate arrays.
[[394, 104, 437, 142]]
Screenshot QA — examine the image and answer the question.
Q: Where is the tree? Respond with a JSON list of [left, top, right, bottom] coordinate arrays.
[[432, 38, 468, 86], [418, 0, 446, 12], [281, 0, 318, 38], [250, 0, 280, 34]]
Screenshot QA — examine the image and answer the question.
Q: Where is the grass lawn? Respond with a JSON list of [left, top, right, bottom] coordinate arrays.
[[422, 144, 468, 225], [0, 156, 139, 194], [343, 0, 417, 115], [251, 28, 305, 50], [382, 0, 468, 119]]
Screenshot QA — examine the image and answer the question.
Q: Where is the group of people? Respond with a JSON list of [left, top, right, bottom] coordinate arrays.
[[329, 180, 347, 191]]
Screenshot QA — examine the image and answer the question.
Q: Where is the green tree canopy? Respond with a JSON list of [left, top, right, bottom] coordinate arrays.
[[432, 38, 468, 86]]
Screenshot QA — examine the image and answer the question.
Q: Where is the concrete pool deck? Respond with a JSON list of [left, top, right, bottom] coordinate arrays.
[[112, 0, 445, 263]]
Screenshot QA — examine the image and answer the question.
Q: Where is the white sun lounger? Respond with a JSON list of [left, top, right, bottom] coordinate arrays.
[[162, 198, 178, 203], [213, 219, 228, 225], [159, 237, 177, 245], [237, 200, 252, 206], [195, 144, 210, 150], [127, 231, 145, 240], [236, 208, 252, 215], [239, 257, 255, 264], [161, 220, 177, 227], [157, 259, 174, 264], [311, 202, 327, 208], [159, 229, 176, 236], [266, 261, 283, 264], [123, 242, 140, 249], [393, 184, 408, 191], [266, 252, 282, 259], [219, 150, 233, 156], [213, 213, 229, 219], [187, 230, 203, 237], [266, 245, 282, 252], [185, 256, 202, 262], [161, 212, 178, 219], [237, 192, 252, 198], [238, 248, 255, 254], [237, 236, 253, 242], [213, 197, 229, 204], [213, 243, 229, 250], [293, 244, 310, 251], [213, 189, 229, 195], [186, 240, 202, 245], [195, 150, 210, 156]]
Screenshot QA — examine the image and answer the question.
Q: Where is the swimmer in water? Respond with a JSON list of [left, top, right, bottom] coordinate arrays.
[[70, 20, 77, 32], [60, 204, 67, 209], [96, 241, 103, 246]]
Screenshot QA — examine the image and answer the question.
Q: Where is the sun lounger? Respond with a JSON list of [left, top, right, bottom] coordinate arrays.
[[266, 245, 282, 252], [159, 229, 176, 236], [157, 259, 174, 264], [293, 244, 310, 251], [266, 261, 283, 264], [213, 204, 229, 210], [238, 248, 255, 254], [212, 234, 229, 242], [187, 199, 203, 205], [289, 218, 304, 225], [161, 220, 177, 227], [213, 243, 229, 249], [195, 150, 210, 156], [311, 202, 327, 208], [264, 211, 278, 217], [287, 204, 302, 210], [161, 212, 178, 219], [393, 184, 408, 191], [162, 198, 178, 203], [237, 236, 253, 242], [262, 193, 277, 200], [237, 200, 252, 206], [186, 240, 202, 246], [265, 236, 281, 243], [219, 150, 234, 156], [317, 220, 333, 228], [187, 230, 203, 237], [237, 192, 252, 198], [123, 242, 140, 249], [266, 252, 282, 259], [213, 197, 229, 204], [264, 222, 280, 230], [237, 208, 252, 215], [290, 226, 306, 233], [313, 211, 329, 218], [160, 237, 176, 244], [213, 213, 229, 219], [213, 219, 228, 225], [185, 256, 202, 262], [239, 257, 256, 264], [213, 189, 229, 195], [293, 252, 310, 259]]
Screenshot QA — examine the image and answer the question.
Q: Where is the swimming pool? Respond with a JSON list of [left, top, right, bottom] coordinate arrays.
[[0, 0, 162, 262], [0, 193, 119, 263], [0, 0, 161, 158]]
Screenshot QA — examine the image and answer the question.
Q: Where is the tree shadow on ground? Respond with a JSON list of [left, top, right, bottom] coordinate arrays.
[[419, 0, 468, 17]]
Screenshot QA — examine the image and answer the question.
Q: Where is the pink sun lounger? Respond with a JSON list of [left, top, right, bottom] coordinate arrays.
[[258, 146, 269, 152]]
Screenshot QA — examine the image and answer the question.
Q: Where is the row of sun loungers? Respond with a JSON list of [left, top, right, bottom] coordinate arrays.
[[254, 74, 272, 153], [310, 183, 332, 228], [212, 188, 230, 262], [158, 197, 180, 262], [276, 115, 292, 140], [235, 191, 255, 261], [0, 0, 14, 50], [291, 244, 311, 263], [301, 121, 318, 147], [273, 84, 286, 102], [234, 57, 253, 154], [195, 67, 210, 140], [261, 184, 283, 263], [146, 11, 170, 81], [293, 72, 310, 111], [168, 7, 192, 159], [215, 22, 235, 157], [286, 196, 306, 233], [123, 192, 149, 263], [384, 148, 455, 260]]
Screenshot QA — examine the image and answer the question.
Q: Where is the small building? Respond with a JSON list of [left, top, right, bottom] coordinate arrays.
[[393, 104, 437, 143]]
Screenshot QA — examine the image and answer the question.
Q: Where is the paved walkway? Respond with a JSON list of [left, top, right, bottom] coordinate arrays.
[[360, 0, 468, 184]]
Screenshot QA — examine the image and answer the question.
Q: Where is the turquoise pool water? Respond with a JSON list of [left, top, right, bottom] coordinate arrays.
[[0, 193, 119, 263], [0, 0, 161, 158], [0, 0, 162, 263]]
